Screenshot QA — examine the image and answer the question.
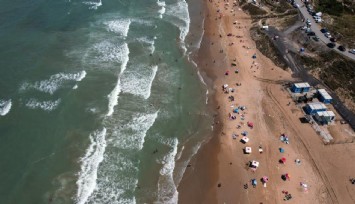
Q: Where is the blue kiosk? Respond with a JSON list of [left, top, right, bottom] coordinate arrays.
[[304, 102, 327, 115], [317, 89, 332, 104], [291, 82, 310, 93]]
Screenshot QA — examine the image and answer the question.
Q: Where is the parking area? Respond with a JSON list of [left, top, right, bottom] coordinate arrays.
[[288, 0, 355, 60]]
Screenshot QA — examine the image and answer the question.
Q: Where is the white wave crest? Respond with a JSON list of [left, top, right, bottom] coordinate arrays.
[[157, 138, 179, 203], [106, 43, 130, 116], [20, 71, 86, 95], [25, 98, 61, 111], [93, 41, 129, 64], [157, 0, 166, 18], [136, 37, 156, 54], [104, 19, 131, 37], [112, 111, 158, 150], [0, 99, 12, 116], [82, 0, 102, 10], [165, 0, 190, 53], [76, 128, 107, 204], [121, 65, 158, 99]]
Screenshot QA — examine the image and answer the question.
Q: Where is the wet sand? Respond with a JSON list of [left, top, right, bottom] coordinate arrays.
[[178, 0, 355, 204]]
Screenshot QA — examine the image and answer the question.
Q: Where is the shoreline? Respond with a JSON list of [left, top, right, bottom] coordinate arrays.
[[178, 0, 355, 203]]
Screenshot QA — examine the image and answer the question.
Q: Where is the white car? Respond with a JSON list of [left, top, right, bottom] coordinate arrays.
[[349, 49, 355, 54], [324, 32, 331, 38]]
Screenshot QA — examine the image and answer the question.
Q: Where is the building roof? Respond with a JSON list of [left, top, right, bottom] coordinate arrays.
[[294, 82, 310, 88], [316, 111, 335, 117], [307, 102, 327, 110], [318, 89, 332, 100]]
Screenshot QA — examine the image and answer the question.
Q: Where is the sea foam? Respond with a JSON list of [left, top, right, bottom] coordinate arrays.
[[104, 19, 131, 37], [106, 43, 130, 116], [76, 128, 107, 204], [121, 65, 158, 100], [0, 99, 12, 116], [157, 138, 179, 203], [165, 0, 190, 53], [82, 0, 102, 10], [157, 0, 166, 18], [20, 71, 87, 95], [112, 111, 159, 150], [25, 98, 61, 111]]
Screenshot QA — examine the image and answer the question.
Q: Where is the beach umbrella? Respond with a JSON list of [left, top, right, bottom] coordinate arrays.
[[279, 147, 285, 153], [251, 179, 257, 187], [247, 121, 254, 128], [280, 157, 286, 164], [262, 176, 269, 183]]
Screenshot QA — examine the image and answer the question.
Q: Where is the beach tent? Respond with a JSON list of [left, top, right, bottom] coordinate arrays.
[[280, 157, 286, 164], [244, 147, 252, 154], [251, 179, 257, 187], [261, 176, 268, 187], [241, 136, 249, 144], [259, 146, 263, 153], [241, 131, 248, 136], [250, 160, 259, 168], [279, 148, 285, 153], [233, 108, 239, 113]]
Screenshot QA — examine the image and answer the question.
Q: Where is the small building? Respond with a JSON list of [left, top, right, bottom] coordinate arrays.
[[291, 82, 310, 93], [317, 89, 332, 104], [315, 111, 335, 125], [304, 102, 327, 115]]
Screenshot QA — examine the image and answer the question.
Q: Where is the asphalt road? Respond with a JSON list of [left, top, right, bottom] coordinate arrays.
[[294, 0, 355, 61]]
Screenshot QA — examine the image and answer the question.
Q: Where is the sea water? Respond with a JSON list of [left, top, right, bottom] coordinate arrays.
[[0, 0, 211, 203]]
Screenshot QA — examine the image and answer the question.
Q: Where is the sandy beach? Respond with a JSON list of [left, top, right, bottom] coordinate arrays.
[[178, 0, 355, 203]]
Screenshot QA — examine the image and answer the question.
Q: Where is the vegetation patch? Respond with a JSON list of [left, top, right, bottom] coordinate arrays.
[[316, 0, 344, 16], [299, 51, 355, 103], [250, 26, 288, 69], [241, 3, 267, 16]]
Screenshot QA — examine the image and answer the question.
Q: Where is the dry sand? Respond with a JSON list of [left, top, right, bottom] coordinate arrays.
[[178, 0, 355, 203]]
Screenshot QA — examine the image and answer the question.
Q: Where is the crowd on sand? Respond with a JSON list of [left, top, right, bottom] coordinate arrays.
[[212, 0, 312, 201]]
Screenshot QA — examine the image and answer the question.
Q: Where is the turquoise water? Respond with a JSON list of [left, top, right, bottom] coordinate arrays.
[[0, 0, 212, 203]]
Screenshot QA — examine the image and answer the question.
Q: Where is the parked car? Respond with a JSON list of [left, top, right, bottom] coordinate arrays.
[[324, 32, 331, 38], [293, 3, 300, 8], [349, 49, 355, 54], [327, 43, 336, 48], [307, 32, 316, 36], [320, 28, 328, 33], [330, 38, 337, 42], [312, 36, 320, 41], [338, 45, 346, 52]]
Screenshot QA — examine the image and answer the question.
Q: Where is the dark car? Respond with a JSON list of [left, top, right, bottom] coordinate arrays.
[[307, 32, 316, 36], [327, 43, 336, 48], [320, 28, 328, 33], [330, 37, 337, 42], [338, 45, 346, 52], [312, 36, 320, 41]]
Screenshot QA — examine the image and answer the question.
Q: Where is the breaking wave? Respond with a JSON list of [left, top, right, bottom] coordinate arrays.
[[82, 0, 102, 10], [106, 43, 130, 116], [20, 71, 86, 95], [157, 0, 166, 18], [104, 19, 131, 37], [121, 65, 158, 100], [157, 138, 179, 203], [25, 98, 61, 111], [0, 99, 12, 116], [76, 128, 107, 204]]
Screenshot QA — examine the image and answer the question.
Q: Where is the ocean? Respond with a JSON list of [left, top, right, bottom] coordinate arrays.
[[0, 0, 213, 203]]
